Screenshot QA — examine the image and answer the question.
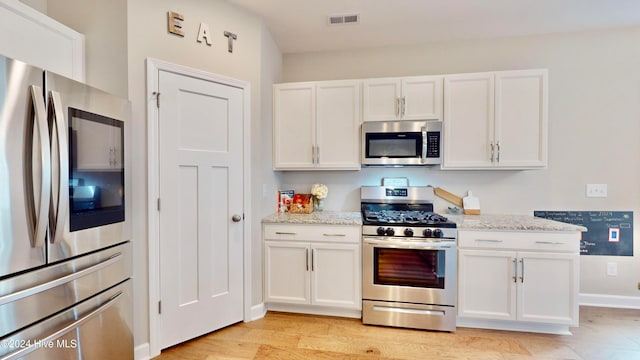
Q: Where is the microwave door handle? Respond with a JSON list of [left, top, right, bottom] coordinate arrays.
[[421, 126, 427, 163], [26, 85, 50, 249], [49, 91, 69, 244]]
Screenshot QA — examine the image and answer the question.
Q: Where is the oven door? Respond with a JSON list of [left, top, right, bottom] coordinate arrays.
[[363, 237, 457, 306]]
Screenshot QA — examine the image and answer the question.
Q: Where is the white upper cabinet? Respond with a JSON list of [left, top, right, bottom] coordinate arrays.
[[273, 80, 361, 170], [363, 75, 443, 121], [442, 69, 548, 170], [495, 70, 548, 168], [443, 72, 495, 168], [0, 0, 84, 80]]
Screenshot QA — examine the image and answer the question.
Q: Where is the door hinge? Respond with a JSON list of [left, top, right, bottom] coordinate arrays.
[[157, 198, 161, 211], [153, 91, 160, 108], [158, 300, 162, 314]]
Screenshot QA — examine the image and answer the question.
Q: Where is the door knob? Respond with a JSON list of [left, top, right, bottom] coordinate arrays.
[[232, 214, 242, 222]]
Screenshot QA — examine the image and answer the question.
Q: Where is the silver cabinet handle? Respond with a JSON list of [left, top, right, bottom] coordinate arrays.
[[323, 233, 346, 237], [305, 248, 309, 271], [48, 91, 69, 245], [490, 142, 495, 163], [395, 97, 400, 117], [25, 85, 50, 249], [401, 96, 406, 116], [519, 258, 524, 283], [316, 145, 320, 164], [0, 291, 123, 360], [496, 141, 501, 163], [232, 214, 242, 222], [476, 239, 503, 243], [311, 249, 315, 271], [275, 231, 296, 235], [311, 145, 315, 164], [535, 241, 565, 245], [512, 258, 517, 283]]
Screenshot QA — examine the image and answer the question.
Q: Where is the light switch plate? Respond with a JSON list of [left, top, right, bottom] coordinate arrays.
[[586, 184, 608, 197]]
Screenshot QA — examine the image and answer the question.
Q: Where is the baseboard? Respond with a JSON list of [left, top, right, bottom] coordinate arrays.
[[250, 302, 267, 321], [134, 343, 150, 360], [579, 293, 640, 309]]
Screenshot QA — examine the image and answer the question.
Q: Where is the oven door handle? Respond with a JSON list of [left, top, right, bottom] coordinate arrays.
[[364, 237, 454, 250]]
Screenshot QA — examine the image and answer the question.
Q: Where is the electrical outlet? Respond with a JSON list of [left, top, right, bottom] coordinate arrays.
[[586, 184, 608, 197], [606, 262, 617, 276]]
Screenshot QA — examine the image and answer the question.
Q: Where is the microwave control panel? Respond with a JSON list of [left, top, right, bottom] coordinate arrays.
[[426, 132, 440, 158]]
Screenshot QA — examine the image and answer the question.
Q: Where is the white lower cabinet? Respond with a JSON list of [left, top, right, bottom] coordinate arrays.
[[263, 224, 361, 318], [457, 230, 580, 334]]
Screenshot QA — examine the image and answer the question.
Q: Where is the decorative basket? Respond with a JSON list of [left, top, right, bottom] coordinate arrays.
[[288, 194, 314, 214]]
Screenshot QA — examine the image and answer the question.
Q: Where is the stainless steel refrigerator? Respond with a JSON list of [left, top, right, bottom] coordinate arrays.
[[0, 55, 132, 359]]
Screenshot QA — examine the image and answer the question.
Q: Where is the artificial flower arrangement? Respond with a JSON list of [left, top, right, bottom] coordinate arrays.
[[310, 184, 328, 199], [310, 184, 328, 211]]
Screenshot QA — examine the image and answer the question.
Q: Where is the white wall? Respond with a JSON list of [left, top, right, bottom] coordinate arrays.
[[46, 0, 128, 97], [125, 0, 282, 351], [280, 27, 640, 300], [44, 0, 282, 354]]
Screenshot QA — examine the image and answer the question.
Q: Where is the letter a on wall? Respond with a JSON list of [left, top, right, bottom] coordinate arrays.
[[197, 23, 212, 46]]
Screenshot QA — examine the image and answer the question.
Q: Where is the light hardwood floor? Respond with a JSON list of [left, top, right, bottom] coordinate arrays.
[[155, 306, 640, 359]]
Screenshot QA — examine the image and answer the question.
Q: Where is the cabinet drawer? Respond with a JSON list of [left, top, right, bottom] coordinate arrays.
[[264, 224, 360, 243], [458, 231, 579, 252]]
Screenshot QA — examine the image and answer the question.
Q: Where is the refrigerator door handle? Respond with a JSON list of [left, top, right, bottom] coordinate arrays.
[[48, 91, 69, 244], [0, 291, 123, 360], [26, 85, 50, 249], [0, 252, 122, 306]]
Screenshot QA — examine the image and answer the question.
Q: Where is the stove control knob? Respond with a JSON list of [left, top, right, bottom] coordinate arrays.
[[423, 228, 433, 238], [376, 227, 386, 236], [385, 227, 395, 236], [433, 229, 443, 238], [404, 228, 414, 237]]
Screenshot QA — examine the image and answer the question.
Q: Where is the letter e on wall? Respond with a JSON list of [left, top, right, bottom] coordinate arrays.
[[168, 11, 185, 37]]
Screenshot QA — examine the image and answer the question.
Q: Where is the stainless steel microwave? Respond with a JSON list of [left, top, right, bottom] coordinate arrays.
[[361, 120, 442, 166]]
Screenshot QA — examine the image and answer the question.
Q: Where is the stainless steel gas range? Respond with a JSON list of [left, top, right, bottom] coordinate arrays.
[[361, 186, 457, 332]]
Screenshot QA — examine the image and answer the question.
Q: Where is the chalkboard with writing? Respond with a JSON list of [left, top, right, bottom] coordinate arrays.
[[533, 211, 634, 256]]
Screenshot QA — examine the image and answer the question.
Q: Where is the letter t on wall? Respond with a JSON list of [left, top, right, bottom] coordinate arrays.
[[224, 31, 238, 53]]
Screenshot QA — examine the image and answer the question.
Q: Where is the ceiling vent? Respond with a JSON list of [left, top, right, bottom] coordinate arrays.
[[328, 13, 360, 26]]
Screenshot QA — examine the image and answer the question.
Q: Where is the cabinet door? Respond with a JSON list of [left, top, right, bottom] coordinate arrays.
[[363, 78, 402, 121], [458, 249, 517, 320], [402, 76, 443, 120], [311, 243, 361, 309], [273, 83, 315, 169], [495, 70, 548, 168], [264, 241, 310, 304], [316, 81, 361, 169], [517, 252, 579, 325], [0, 0, 84, 80], [443, 73, 495, 169]]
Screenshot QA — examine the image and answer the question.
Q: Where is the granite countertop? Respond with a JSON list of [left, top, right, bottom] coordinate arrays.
[[262, 211, 362, 226], [448, 214, 587, 232], [262, 212, 585, 232]]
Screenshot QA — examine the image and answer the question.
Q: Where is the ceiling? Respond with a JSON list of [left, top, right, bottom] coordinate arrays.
[[225, 0, 640, 54]]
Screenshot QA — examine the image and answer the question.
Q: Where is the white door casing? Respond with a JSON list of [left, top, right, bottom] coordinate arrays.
[[147, 59, 251, 357]]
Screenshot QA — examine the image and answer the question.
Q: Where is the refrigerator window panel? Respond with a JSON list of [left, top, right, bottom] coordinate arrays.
[[68, 107, 125, 232]]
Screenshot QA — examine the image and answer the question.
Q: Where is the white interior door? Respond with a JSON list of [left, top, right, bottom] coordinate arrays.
[[157, 69, 244, 349]]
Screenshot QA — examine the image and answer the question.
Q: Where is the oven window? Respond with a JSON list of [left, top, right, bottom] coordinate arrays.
[[374, 248, 445, 288], [68, 107, 125, 232], [366, 132, 421, 158]]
